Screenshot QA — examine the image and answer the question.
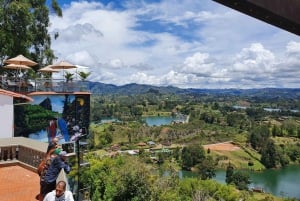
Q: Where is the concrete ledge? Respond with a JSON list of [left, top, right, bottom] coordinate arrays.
[[0, 160, 37, 172], [0, 137, 47, 152]]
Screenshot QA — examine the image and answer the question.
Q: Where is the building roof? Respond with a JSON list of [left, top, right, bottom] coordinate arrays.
[[212, 0, 300, 36], [28, 91, 92, 96], [0, 89, 33, 102]]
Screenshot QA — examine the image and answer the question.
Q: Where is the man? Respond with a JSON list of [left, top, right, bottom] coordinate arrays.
[[36, 146, 62, 201], [41, 151, 71, 199], [43, 180, 74, 201]]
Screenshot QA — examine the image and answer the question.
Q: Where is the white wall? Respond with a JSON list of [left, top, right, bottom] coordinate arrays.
[[0, 94, 14, 138]]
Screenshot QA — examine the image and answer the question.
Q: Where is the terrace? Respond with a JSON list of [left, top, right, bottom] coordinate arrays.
[[0, 76, 89, 94], [0, 137, 47, 201], [0, 137, 88, 201]]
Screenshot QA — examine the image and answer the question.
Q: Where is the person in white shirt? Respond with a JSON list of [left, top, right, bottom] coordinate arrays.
[[43, 180, 74, 201]]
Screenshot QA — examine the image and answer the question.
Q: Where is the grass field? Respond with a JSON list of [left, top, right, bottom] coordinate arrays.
[[204, 142, 264, 170], [272, 136, 300, 145]]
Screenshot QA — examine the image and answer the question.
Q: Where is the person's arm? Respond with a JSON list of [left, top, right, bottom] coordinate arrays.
[[63, 161, 71, 173]]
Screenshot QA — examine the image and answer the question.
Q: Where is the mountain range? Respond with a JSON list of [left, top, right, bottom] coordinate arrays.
[[88, 82, 300, 100]]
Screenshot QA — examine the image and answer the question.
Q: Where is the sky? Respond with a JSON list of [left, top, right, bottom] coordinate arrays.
[[49, 0, 300, 89]]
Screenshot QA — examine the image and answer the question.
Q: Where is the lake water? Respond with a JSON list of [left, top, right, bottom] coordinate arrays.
[[180, 165, 300, 199], [143, 116, 178, 126]]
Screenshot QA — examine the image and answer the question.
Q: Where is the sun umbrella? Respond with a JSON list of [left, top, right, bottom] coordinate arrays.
[[3, 64, 32, 80], [5, 54, 38, 66], [50, 61, 76, 70], [38, 65, 60, 73], [49, 61, 77, 80], [38, 65, 60, 88], [3, 63, 32, 91], [4, 63, 31, 70], [49, 61, 77, 91]]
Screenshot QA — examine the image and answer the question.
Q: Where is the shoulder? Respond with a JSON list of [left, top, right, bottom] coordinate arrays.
[[65, 191, 75, 201], [44, 191, 55, 200]]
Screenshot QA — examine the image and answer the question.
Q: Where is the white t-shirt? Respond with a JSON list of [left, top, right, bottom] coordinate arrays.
[[43, 190, 74, 201]]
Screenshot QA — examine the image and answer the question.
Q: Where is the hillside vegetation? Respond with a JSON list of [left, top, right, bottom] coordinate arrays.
[[82, 88, 300, 200]]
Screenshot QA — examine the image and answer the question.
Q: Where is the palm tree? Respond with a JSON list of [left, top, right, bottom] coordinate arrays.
[[77, 71, 91, 81], [64, 72, 74, 82]]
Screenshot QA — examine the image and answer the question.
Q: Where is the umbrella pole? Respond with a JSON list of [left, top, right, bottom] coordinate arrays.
[[62, 68, 66, 92]]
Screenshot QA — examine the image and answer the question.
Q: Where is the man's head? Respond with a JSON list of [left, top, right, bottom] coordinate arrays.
[[53, 137, 59, 144], [55, 181, 66, 197], [59, 151, 68, 160]]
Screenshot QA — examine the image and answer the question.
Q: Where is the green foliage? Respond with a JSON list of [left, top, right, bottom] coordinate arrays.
[[80, 154, 269, 201], [77, 71, 91, 81], [81, 156, 153, 201], [249, 125, 270, 151], [225, 163, 235, 184], [261, 139, 279, 168], [230, 171, 251, 190], [65, 72, 74, 82], [195, 155, 216, 180], [225, 163, 251, 190], [0, 0, 62, 67], [181, 143, 206, 169]]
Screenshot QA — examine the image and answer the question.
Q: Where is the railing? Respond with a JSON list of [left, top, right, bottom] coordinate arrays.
[[0, 77, 89, 93], [0, 137, 78, 198], [0, 137, 46, 169], [35, 78, 89, 93], [0, 138, 89, 200]]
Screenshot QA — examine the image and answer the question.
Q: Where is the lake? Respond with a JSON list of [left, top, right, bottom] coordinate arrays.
[[143, 116, 181, 126], [142, 114, 189, 126], [180, 165, 300, 199]]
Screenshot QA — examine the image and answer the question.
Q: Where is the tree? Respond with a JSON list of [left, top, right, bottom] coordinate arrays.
[[261, 139, 279, 168], [65, 71, 74, 82], [80, 156, 153, 201], [225, 163, 250, 190], [225, 163, 234, 184], [181, 144, 205, 169], [0, 0, 62, 67], [195, 156, 216, 180], [231, 171, 251, 190], [78, 71, 91, 81], [249, 125, 270, 151], [272, 125, 281, 137]]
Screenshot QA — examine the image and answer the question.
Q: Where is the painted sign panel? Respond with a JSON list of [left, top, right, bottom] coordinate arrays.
[[14, 94, 90, 143]]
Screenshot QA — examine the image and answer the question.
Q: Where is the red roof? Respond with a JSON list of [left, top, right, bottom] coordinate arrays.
[[0, 89, 33, 102]]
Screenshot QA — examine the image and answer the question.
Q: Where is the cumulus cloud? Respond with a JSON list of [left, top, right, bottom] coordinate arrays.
[[49, 0, 300, 89], [180, 52, 215, 76], [232, 43, 276, 74]]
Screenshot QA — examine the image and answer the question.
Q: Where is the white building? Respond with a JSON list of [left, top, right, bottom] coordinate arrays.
[[0, 89, 32, 138]]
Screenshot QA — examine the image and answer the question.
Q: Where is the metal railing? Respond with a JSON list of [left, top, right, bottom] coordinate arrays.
[[0, 77, 89, 93]]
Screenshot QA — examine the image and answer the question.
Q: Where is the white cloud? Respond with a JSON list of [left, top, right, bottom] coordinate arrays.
[[49, 0, 300, 89], [232, 43, 276, 73]]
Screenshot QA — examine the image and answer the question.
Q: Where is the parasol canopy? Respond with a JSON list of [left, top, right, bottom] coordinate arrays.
[[4, 63, 31, 70], [3, 63, 32, 81], [5, 54, 38, 66], [50, 61, 77, 82], [38, 65, 60, 73], [50, 61, 76, 70]]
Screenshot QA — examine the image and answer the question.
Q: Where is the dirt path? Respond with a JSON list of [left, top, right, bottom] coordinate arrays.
[[203, 141, 241, 151]]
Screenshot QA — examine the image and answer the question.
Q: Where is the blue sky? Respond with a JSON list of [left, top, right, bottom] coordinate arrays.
[[49, 0, 300, 89]]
